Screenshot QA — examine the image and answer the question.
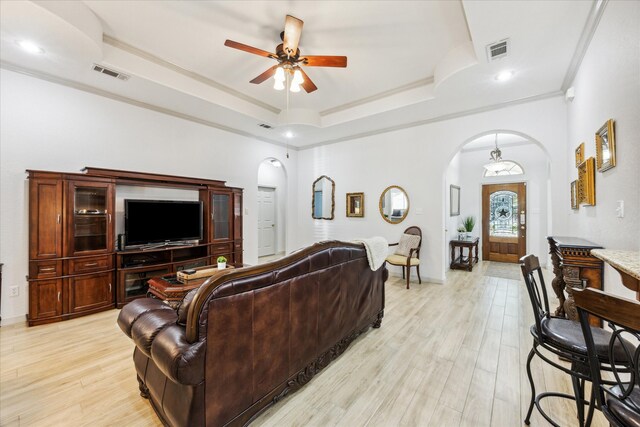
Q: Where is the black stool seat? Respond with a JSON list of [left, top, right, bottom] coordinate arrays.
[[531, 317, 636, 362], [607, 385, 640, 427]]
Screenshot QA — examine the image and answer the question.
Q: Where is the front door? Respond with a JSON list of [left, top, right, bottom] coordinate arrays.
[[258, 187, 276, 257], [482, 182, 526, 263]]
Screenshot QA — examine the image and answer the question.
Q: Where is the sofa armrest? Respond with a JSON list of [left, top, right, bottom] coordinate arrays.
[[151, 325, 205, 385]]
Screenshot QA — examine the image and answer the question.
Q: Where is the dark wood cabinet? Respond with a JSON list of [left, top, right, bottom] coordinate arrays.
[[28, 168, 243, 323], [29, 278, 63, 320], [27, 171, 116, 326], [29, 178, 63, 259], [68, 272, 114, 313], [65, 181, 115, 256]]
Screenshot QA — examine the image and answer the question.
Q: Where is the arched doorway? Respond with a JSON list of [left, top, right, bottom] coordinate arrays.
[[257, 158, 287, 262], [444, 131, 552, 273]]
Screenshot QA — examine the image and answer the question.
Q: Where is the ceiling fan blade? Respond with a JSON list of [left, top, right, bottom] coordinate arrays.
[[224, 40, 276, 59], [301, 55, 347, 67], [250, 65, 279, 84], [283, 15, 303, 57], [298, 68, 318, 93]]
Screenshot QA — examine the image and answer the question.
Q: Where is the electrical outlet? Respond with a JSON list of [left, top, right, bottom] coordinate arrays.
[[9, 286, 19, 297]]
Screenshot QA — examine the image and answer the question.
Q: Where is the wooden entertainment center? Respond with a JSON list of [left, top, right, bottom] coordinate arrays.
[[26, 167, 243, 326]]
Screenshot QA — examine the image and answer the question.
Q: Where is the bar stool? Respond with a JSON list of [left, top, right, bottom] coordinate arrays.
[[520, 255, 629, 426], [575, 288, 639, 427]]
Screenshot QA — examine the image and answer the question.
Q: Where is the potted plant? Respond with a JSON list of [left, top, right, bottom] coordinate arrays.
[[457, 226, 467, 240], [463, 216, 476, 237], [217, 256, 227, 269]]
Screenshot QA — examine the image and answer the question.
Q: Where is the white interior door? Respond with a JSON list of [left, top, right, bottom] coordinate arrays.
[[258, 187, 276, 257]]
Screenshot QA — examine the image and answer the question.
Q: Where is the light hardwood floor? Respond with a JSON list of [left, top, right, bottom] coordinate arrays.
[[0, 261, 607, 426]]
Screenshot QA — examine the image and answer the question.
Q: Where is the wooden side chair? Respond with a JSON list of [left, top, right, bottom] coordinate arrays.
[[575, 288, 640, 427], [386, 226, 421, 289]]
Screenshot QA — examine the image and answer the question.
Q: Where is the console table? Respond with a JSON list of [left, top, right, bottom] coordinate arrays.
[[450, 237, 479, 271], [547, 236, 603, 326]]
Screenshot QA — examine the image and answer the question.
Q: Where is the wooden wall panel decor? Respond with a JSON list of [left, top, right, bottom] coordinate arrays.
[[578, 157, 596, 206], [570, 180, 579, 210]]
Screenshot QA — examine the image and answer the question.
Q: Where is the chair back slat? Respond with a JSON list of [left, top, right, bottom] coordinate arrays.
[[520, 255, 551, 336], [575, 287, 640, 423]]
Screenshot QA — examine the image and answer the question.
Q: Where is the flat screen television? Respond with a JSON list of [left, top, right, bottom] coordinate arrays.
[[124, 199, 203, 246]]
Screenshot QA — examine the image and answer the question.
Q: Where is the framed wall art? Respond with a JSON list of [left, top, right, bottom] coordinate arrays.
[[578, 157, 596, 206], [595, 119, 616, 172], [575, 142, 584, 167], [570, 180, 579, 210], [346, 192, 364, 217], [450, 185, 460, 216]]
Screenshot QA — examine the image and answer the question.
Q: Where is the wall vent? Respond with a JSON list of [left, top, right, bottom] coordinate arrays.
[[92, 64, 130, 81], [258, 123, 273, 129], [486, 39, 510, 61]]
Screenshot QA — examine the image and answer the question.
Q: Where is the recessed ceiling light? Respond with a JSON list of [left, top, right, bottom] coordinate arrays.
[[285, 131, 294, 138], [495, 70, 514, 82], [16, 40, 45, 55], [270, 159, 282, 168]]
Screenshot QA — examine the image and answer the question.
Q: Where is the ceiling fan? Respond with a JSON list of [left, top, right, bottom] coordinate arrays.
[[224, 15, 347, 93]]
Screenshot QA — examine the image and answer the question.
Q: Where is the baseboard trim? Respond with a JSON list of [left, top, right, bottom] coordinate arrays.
[[1, 315, 27, 327]]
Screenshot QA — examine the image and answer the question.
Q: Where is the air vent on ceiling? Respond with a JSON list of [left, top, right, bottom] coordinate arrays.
[[92, 64, 130, 81], [258, 123, 273, 129], [486, 39, 510, 62]]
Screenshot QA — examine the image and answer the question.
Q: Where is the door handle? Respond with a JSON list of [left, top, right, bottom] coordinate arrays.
[[57, 214, 61, 224], [84, 262, 98, 267], [108, 213, 112, 223], [57, 291, 61, 302], [108, 283, 112, 293]]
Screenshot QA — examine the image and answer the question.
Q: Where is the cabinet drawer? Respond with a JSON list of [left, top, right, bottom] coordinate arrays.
[[68, 255, 112, 274], [30, 260, 63, 279]]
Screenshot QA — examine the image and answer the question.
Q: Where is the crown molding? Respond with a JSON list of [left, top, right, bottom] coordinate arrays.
[[561, 0, 608, 91], [300, 90, 563, 150], [103, 35, 280, 114], [0, 61, 296, 151], [319, 76, 435, 117]]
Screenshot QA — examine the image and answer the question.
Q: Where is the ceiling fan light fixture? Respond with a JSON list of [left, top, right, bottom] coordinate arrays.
[[274, 66, 285, 82], [292, 68, 304, 85], [289, 82, 301, 93], [274, 79, 285, 90]]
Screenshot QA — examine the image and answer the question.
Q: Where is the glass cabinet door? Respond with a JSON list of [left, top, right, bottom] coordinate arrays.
[[212, 193, 231, 240], [70, 183, 113, 254]]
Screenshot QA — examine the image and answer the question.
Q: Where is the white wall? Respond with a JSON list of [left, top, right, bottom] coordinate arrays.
[[445, 152, 462, 242], [295, 96, 569, 283], [257, 161, 287, 254], [566, 0, 640, 298], [0, 69, 298, 323], [455, 142, 550, 266]]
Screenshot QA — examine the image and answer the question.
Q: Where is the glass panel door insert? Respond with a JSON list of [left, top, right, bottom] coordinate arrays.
[[74, 187, 108, 252]]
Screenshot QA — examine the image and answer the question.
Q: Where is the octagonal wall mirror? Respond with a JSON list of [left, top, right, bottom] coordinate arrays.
[[379, 185, 409, 224], [312, 175, 335, 220]]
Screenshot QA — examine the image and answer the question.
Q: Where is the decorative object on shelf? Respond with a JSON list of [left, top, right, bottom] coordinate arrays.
[[217, 256, 227, 270], [379, 185, 409, 224], [595, 119, 616, 172], [575, 142, 584, 167], [570, 180, 579, 210], [457, 226, 467, 240], [578, 157, 596, 205], [346, 192, 364, 217], [482, 133, 524, 176], [462, 216, 476, 236], [450, 185, 460, 216], [312, 175, 335, 220]]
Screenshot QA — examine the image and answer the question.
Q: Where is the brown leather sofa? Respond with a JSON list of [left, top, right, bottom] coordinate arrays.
[[118, 241, 387, 426]]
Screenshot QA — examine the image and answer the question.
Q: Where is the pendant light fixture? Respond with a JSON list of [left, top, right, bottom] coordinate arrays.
[[483, 134, 524, 176]]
